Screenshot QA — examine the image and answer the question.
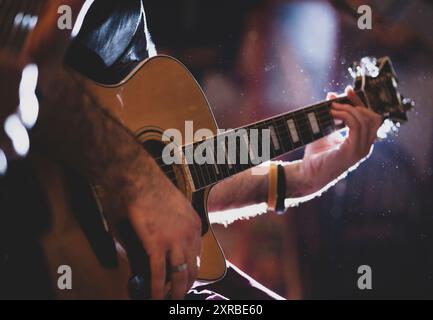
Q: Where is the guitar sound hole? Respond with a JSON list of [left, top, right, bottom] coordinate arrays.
[[142, 139, 180, 187]]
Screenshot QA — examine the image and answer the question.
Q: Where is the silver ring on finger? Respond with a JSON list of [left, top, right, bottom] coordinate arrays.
[[172, 263, 188, 273]]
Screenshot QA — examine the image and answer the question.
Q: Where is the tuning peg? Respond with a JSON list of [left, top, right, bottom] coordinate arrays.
[[348, 67, 357, 79], [402, 97, 415, 111]]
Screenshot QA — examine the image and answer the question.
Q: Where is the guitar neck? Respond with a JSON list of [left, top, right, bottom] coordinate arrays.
[[186, 94, 359, 190]]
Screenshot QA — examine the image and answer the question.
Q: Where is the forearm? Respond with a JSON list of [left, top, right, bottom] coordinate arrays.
[[208, 160, 307, 212], [208, 168, 267, 212], [209, 148, 370, 221], [32, 69, 169, 220]]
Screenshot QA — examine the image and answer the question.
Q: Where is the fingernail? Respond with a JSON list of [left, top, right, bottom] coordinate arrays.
[[334, 118, 344, 126]]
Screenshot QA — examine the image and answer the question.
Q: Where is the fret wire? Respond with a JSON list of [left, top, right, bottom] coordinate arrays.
[[164, 105, 335, 169], [222, 138, 233, 175], [161, 105, 336, 173], [166, 102, 344, 188], [249, 122, 266, 161], [211, 144, 221, 180], [193, 166, 204, 189], [269, 118, 284, 155], [216, 138, 230, 178], [185, 145, 203, 188], [292, 113, 305, 146], [193, 148, 207, 188], [192, 98, 337, 151], [308, 107, 325, 138], [262, 120, 275, 159], [205, 145, 216, 183], [214, 136, 226, 180], [275, 115, 294, 154], [183, 114, 335, 174], [309, 108, 324, 137], [212, 139, 225, 177], [234, 133, 246, 175], [168, 117, 338, 188], [301, 109, 315, 141], [319, 103, 336, 132], [299, 111, 311, 143], [194, 165, 206, 189], [167, 119, 336, 180], [313, 106, 325, 136], [197, 145, 211, 185], [206, 147, 218, 183], [188, 163, 200, 188], [279, 116, 293, 153]]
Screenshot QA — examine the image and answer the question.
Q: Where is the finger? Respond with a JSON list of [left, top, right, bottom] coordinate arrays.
[[342, 105, 369, 149], [345, 86, 365, 107], [185, 247, 199, 292], [326, 92, 338, 100], [357, 108, 383, 143], [331, 104, 362, 147], [150, 249, 166, 300], [332, 102, 366, 132], [169, 246, 188, 300]]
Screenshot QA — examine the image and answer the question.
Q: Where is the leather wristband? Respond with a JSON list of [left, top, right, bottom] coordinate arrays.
[[275, 164, 286, 214]]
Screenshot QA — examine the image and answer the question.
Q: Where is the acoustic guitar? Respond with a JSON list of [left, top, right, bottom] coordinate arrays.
[[0, 0, 414, 301], [34, 54, 413, 299]]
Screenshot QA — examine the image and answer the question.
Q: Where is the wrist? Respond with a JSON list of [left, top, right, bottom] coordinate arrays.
[[284, 160, 311, 198]]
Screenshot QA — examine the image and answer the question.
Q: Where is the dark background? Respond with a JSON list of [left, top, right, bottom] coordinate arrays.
[[145, 0, 433, 299]]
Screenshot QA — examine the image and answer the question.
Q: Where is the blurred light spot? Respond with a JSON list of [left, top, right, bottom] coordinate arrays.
[[14, 13, 24, 26], [18, 64, 39, 128], [283, 2, 338, 68], [377, 119, 394, 139], [209, 203, 268, 227], [4, 115, 30, 157], [0, 149, 7, 175], [14, 13, 38, 30]]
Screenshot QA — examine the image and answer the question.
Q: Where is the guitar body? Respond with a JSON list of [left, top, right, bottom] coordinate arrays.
[[37, 55, 226, 298]]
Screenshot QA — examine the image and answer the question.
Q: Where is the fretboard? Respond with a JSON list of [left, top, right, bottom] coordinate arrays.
[[185, 95, 354, 190], [0, 0, 45, 53]]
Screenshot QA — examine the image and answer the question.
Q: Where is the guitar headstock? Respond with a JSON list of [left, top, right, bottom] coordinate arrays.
[[350, 56, 414, 124]]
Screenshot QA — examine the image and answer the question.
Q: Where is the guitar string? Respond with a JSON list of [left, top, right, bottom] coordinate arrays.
[[152, 95, 369, 187], [154, 92, 358, 174], [163, 118, 335, 188], [152, 104, 336, 168], [154, 107, 336, 178], [159, 94, 353, 164], [185, 114, 338, 187], [155, 109, 338, 182]]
